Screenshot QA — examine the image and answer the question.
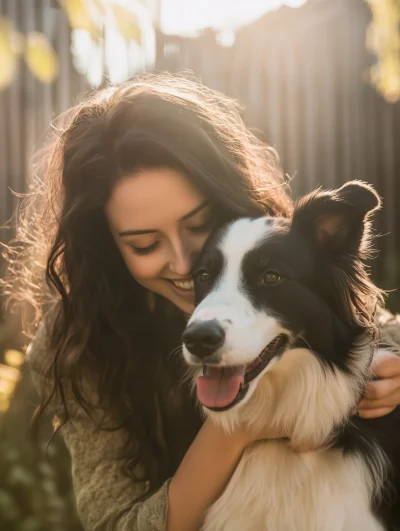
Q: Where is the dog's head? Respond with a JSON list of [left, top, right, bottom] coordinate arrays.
[[182, 181, 381, 440]]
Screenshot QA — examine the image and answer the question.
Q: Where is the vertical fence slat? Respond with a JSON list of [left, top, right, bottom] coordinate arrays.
[[0, 0, 10, 237], [39, 0, 54, 145], [3, 0, 23, 222], [56, 7, 71, 115], [381, 103, 396, 265], [21, 1, 37, 185]]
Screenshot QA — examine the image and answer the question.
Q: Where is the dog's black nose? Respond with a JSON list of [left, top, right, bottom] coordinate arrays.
[[182, 320, 225, 359]]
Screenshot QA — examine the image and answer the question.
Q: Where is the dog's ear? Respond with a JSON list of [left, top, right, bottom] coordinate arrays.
[[292, 181, 381, 255]]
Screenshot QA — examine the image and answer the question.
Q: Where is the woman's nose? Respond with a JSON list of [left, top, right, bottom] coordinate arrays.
[[168, 240, 196, 277]]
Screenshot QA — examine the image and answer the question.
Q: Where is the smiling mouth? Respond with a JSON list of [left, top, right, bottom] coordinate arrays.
[[195, 334, 289, 411], [166, 279, 194, 291]]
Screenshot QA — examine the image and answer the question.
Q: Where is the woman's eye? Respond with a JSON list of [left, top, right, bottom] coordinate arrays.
[[195, 270, 210, 283], [261, 271, 281, 285], [131, 242, 160, 256], [189, 218, 215, 234]]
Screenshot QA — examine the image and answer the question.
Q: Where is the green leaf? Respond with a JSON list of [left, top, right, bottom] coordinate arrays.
[[7, 465, 35, 488], [18, 517, 43, 531]]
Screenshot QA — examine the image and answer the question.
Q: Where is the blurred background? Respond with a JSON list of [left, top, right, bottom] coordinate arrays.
[[0, 0, 399, 529]]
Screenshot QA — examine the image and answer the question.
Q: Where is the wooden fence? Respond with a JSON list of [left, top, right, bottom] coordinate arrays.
[[155, 0, 400, 286], [0, 0, 89, 242], [0, 0, 399, 287]]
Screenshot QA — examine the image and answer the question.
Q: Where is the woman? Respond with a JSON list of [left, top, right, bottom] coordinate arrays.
[[6, 73, 400, 531]]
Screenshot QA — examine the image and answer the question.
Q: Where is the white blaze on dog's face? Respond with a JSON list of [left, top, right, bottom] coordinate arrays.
[[188, 217, 288, 364], [182, 181, 381, 427], [182, 217, 292, 411]]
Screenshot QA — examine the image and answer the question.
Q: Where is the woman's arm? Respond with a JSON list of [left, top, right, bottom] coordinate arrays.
[[28, 323, 170, 531], [167, 419, 249, 531]]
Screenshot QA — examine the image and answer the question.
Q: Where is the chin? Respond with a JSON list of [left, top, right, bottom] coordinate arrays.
[[159, 289, 195, 315], [175, 298, 195, 316]]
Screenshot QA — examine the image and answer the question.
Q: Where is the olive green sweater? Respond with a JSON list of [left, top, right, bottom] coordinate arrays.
[[27, 307, 400, 531]]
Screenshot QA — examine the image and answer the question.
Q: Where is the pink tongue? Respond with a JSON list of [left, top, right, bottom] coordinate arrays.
[[196, 366, 246, 408]]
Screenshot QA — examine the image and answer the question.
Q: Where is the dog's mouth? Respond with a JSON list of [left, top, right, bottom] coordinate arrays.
[[196, 334, 289, 411]]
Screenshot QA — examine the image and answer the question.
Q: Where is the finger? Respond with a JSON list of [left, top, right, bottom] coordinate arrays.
[[358, 406, 395, 419], [358, 392, 400, 410], [363, 376, 400, 401], [370, 351, 400, 379]]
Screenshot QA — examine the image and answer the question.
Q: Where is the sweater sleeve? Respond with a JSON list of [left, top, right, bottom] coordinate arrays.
[[26, 322, 171, 531]]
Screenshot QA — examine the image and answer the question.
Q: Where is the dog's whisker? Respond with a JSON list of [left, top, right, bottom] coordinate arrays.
[[167, 345, 183, 360]]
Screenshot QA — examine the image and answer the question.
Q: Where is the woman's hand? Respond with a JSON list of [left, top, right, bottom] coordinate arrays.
[[356, 350, 400, 419]]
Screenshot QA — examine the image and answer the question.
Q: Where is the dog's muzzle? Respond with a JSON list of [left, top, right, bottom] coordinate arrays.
[[184, 330, 289, 411]]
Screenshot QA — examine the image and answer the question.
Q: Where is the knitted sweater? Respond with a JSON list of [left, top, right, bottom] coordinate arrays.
[[27, 308, 400, 531]]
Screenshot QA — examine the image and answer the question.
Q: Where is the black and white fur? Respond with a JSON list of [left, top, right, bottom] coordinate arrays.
[[182, 182, 400, 531]]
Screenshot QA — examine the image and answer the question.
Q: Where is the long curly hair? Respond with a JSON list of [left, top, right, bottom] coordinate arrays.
[[3, 72, 292, 491]]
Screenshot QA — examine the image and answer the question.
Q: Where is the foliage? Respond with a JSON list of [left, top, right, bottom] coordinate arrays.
[[60, 0, 145, 43], [366, 0, 400, 102], [0, 14, 58, 89], [0, 366, 83, 531], [0, 0, 150, 90], [0, 437, 83, 531]]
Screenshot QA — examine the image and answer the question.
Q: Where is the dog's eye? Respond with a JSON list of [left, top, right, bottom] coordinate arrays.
[[195, 270, 210, 283], [261, 271, 281, 285]]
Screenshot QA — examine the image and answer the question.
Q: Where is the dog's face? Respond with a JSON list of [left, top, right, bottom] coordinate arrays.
[[182, 182, 380, 437]]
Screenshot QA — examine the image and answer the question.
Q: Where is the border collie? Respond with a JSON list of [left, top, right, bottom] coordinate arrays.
[[182, 181, 400, 531]]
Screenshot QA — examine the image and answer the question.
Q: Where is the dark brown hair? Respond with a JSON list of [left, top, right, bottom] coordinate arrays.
[[4, 72, 292, 491]]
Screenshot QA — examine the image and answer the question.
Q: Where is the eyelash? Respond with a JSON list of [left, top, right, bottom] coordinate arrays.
[[189, 218, 214, 234], [131, 242, 160, 256], [131, 219, 214, 256]]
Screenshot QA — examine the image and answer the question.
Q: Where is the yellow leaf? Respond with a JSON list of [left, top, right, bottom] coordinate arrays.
[[366, 0, 400, 102], [25, 32, 59, 83], [0, 363, 20, 383], [91, 0, 107, 18], [0, 17, 22, 89], [4, 349, 24, 368], [58, 0, 102, 39], [112, 4, 142, 45]]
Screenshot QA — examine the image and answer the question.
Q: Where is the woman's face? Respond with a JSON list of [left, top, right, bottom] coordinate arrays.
[[106, 167, 216, 315]]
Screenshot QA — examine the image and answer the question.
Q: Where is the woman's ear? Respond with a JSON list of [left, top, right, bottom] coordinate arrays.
[[292, 181, 381, 255]]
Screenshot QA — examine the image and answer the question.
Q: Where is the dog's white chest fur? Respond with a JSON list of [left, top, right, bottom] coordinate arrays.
[[203, 441, 384, 531]]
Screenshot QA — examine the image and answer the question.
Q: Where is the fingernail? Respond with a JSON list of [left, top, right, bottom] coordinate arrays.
[[351, 408, 359, 416]]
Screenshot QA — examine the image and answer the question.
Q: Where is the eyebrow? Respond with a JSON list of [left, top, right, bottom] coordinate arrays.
[[118, 200, 209, 236]]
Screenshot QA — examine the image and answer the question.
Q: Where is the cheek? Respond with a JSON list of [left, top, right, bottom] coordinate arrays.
[[120, 247, 163, 280], [197, 233, 213, 253], [189, 232, 215, 264]]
